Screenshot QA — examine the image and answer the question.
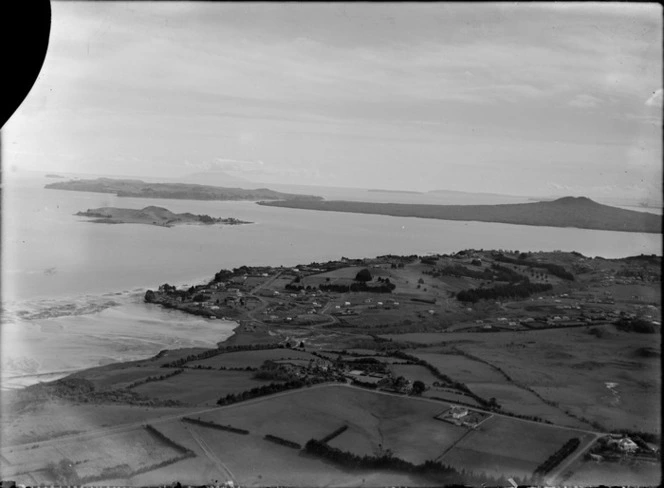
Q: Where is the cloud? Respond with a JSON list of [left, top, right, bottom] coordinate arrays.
[[645, 88, 663, 107], [568, 93, 603, 108]]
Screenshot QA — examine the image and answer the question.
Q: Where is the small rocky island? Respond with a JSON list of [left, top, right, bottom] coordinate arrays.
[[75, 206, 252, 227]]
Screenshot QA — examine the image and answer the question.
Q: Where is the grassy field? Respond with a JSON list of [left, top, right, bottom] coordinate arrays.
[[563, 458, 661, 486], [197, 385, 467, 464], [1, 401, 195, 446], [2, 427, 183, 483], [188, 348, 318, 369], [449, 326, 661, 431], [466, 382, 587, 427], [135, 419, 424, 487], [381, 324, 660, 432], [439, 415, 594, 479], [410, 351, 506, 383], [133, 369, 276, 406]]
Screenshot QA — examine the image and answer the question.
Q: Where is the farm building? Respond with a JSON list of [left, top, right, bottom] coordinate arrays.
[[618, 437, 639, 452], [450, 407, 469, 419]]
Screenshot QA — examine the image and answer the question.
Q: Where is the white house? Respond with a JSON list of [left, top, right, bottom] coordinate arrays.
[[450, 407, 469, 419], [618, 437, 639, 452]]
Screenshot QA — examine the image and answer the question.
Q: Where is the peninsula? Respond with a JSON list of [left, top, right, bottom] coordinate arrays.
[[75, 206, 252, 227], [46, 177, 323, 202], [258, 196, 662, 234]]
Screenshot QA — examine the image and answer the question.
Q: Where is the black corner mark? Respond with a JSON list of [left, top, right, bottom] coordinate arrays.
[[1, 1, 51, 129]]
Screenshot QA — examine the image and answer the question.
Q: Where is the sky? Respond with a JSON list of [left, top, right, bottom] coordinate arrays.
[[3, 2, 663, 202]]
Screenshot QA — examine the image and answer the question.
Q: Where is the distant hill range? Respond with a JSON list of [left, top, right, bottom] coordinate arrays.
[[368, 189, 423, 195], [76, 206, 251, 228], [46, 178, 322, 202], [258, 196, 661, 234]]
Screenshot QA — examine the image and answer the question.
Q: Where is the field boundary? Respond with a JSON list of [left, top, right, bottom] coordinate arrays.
[[181, 417, 249, 435]]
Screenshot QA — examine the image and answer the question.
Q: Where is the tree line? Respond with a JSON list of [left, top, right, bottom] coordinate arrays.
[[126, 368, 184, 389], [533, 437, 580, 476], [304, 438, 513, 486], [181, 417, 249, 435], [216, 377, 335, 406], [456, 281, 553, 303], [264, 434, 301, 449], [319, 425, 349, 443]]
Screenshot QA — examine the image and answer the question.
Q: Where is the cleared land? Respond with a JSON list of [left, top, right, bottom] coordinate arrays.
[[198, 385, 468, 464], [439, 415, 595, 479], [132, 369, 278, 406], [188, 349, 318, 369], [2, 427, 185, 483]]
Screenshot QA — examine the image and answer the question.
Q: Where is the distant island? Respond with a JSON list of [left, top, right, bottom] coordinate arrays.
[[46, 177, 323, 201], [45, 173, 65, 178], [258, 196, 661, 234], [75, 206, 252, 228]]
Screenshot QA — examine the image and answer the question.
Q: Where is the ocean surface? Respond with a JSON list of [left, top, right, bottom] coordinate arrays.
[[2, 174, 662, 388]]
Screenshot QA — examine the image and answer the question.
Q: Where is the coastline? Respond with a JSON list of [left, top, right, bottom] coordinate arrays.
[[1, 286, 240, 391], [256, 199, 663, 234]]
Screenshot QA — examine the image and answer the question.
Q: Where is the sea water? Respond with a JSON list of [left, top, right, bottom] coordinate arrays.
[[2, 175, 661, 388]]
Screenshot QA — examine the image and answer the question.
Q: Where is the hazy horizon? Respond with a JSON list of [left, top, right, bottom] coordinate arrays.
[[3, 2, 663, 204]]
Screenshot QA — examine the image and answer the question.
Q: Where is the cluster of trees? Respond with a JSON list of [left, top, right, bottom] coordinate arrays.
[[254, 360, 300, 381], [126, 368, 184, 389], [615, 317, 657, 334], [388, 351, 493, 409], [351, 378, 379, 389], [318, 282, 396, 293], [354, 268, 373, 282], [494, 254, 575, 281], [533, 437, 580, 476], [216, 377, 333, 406], [456, 282, 553, 303], [411, 380, 426, 395], [490, 263, 527, 283], [213, 268, 235, 282], [181, 417, 249, 435], [264, 434, 301, 449], [345, 357, 389, 374], [614, 430, 660, 445], [303, 439, 510, 485]]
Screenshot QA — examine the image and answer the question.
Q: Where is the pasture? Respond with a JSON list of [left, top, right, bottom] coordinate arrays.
[[2, 427, 184, 484], [188, 348, 318, 369], [439, 415, 594, 479], [450, 326, 661, 431], [199, 385, 467, 464], [133, 369, 274, 406], [410, 352, 506, 384], [564, 459, 661, 486]]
